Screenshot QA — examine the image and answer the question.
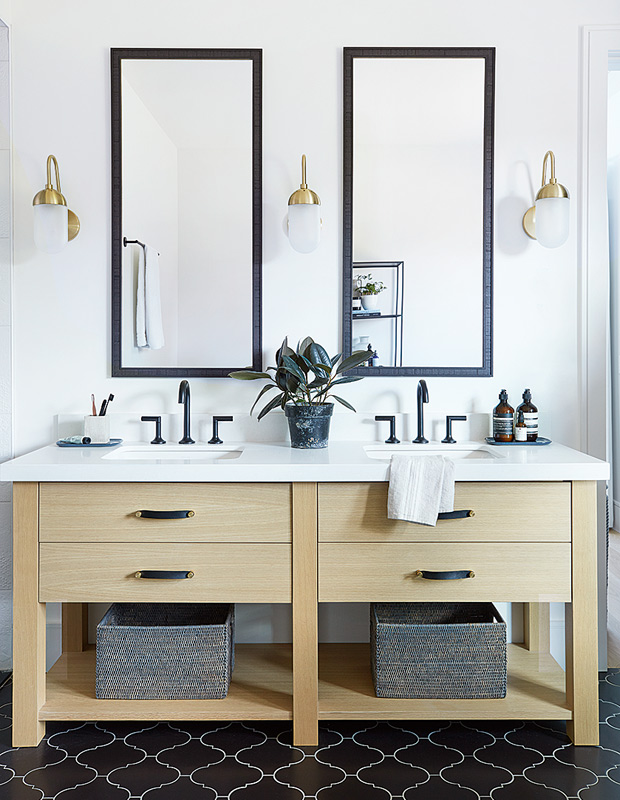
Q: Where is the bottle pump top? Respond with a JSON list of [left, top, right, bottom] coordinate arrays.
[[523, 389, 532, 401], [499, 389, 508, 402]]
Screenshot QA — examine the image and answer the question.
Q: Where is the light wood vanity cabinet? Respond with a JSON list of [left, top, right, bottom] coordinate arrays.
[[38, 482, 293, 604], [318, 482, 572, 542], [39, 482, 293, 543], [318, 483, 572, 602], [12, 478, 599, 748], [39, 543, 292, 603]]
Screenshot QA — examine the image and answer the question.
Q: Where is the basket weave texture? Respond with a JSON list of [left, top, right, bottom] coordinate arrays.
[[96, 603, 235, 699], [371, 602, 507, 699]]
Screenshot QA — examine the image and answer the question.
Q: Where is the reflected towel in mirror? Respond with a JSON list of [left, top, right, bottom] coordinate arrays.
[[387, 454, 455, 526], [136, 243, 165, 350]]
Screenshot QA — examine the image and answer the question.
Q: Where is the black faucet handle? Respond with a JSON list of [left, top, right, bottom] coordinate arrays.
[[442, 415, 467, 444], [375, 415, 400, 444], [141, 415, 166, 445], [209, 415, 234, 445]]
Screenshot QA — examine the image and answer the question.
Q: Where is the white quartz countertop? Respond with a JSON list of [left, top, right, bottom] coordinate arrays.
[[0, 440, 610, 482]]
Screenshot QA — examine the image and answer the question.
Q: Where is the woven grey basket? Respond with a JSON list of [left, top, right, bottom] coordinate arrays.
[[371, 602, 507, 699], [96, 603, 235, 700]]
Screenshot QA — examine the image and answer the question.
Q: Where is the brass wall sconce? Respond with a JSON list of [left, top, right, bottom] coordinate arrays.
[[32, 155, 80, 254], [287, 154, 321, 253], [522, 150, 570, 248]]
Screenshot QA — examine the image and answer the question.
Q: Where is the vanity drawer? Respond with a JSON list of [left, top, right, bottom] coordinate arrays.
[[39, 483, 291, 543], [318, 482, 571, 543], [39, 543, 292, 602], [318, 542, 571, 602]]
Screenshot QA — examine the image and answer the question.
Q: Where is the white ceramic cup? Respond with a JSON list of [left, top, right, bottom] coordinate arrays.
[[83, 415, 110, 444]]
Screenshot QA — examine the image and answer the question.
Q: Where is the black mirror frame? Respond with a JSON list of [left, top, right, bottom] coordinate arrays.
[[342, 47, 495, 377], [111, 48, 262, 378]]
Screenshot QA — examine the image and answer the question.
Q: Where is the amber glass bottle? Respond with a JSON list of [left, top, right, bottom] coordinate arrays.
[[514, 410, 527, 442], [516, 389, 538, 442], [493, 389, 514, 442]]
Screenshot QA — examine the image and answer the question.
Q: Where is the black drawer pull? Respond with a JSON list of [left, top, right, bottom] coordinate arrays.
[[414, 569, 475, 580], [134, 570, 194, 580], [437, 510, 475, 520], [135, 510, 195, 519]]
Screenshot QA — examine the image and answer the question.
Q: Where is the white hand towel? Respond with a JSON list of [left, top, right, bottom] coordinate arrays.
[[136, 245, 147, 347], [387, 455, 455, 526], [143, 244, 165, 350], [135, 244, 165, 350]]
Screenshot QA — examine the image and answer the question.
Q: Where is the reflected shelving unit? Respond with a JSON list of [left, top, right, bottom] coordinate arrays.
[[352, 261, 404, 368]]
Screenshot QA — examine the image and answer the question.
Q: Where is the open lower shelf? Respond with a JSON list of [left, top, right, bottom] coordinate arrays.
[[318, 643, 569, 720], [41, 644, 292, 721]]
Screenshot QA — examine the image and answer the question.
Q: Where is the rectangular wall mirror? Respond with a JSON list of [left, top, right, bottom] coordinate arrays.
[[343, 47, 495, 376], [111, 48, 262, 377]]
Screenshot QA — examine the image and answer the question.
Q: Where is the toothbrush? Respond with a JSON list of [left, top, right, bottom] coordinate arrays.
[[100, 394, 114, 416], [91, 394, 97, 416]]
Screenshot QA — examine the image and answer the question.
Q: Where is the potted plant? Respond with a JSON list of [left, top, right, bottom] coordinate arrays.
[[229, 337, 369, 448], [356, 273, 386, 310]]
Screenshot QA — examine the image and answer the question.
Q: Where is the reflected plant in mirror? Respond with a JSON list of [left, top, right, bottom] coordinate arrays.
[[356, 273, 387, 311], [111, 48, 262, 377], [343, 47, 495, 377]]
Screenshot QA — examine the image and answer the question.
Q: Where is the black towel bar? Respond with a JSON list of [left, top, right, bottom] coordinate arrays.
[[123, 237, 160, 255]]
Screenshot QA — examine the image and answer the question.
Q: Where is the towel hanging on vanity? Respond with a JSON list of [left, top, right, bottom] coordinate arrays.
[[387, 454, 455, 526], [136, 243, 165, 350]]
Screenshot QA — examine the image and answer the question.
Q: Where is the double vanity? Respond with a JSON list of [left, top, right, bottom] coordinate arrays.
[[1, 438, 608, 748]]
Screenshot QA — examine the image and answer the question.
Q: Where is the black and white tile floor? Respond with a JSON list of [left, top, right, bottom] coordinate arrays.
[[1, 671, 620, 799]]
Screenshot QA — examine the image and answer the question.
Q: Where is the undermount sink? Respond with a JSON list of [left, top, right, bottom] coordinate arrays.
[[364, 444, 503, 461], [103, 445, 244, 463]]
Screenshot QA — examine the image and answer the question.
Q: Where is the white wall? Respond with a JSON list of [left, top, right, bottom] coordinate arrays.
[[177, 144, 253, 367], [8, 0, 620, 456], [354, 58, 484, 368], [608, 70, 620, 518], [3, 0, 620, 659], [0, 19, 10, 671], [121, 80, 179, 367]]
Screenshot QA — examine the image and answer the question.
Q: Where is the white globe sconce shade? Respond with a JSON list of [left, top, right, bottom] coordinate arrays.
[[522, 150, 570, 248], [287, 203, 321, 253], [32, 155, 80, 254], [33, 203, 68, 254], [287, 154, 321, 253], [534, 196, 570, 248]]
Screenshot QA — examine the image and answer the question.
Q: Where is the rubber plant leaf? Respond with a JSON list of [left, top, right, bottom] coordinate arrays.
[[250, 384, 279, 415], [257, 393, 286, 421], [229, 371, 272, 380], [332, 395, 356, 411], [282, 355, 307, 384], [336, 350, 370, 374], [329, 375, 365, 386]]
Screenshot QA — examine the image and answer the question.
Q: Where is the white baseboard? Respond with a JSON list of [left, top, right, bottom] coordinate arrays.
[[550, 619, 565, 670], [47, 622, 61, 671], [613, 499, 620, 530]]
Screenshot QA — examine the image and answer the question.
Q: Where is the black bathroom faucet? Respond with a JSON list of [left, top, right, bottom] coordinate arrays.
[[413, 379, 429, 444], [178, 380, 195, 444]]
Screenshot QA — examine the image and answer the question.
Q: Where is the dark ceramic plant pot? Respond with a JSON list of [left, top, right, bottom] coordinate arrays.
[[284, 403, 334, 449]]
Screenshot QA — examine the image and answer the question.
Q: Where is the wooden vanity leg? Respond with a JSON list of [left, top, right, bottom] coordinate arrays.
[[62, 603, 88, 652], [292, 483, 318, 746], [523, 603, 550, 652], [566, 481, 599, 746], [12, 483, 46, 746]]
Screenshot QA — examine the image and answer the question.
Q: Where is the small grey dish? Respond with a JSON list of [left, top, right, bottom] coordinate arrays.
[[484, 436, 551, 446], [56, 438, 123, 448]]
